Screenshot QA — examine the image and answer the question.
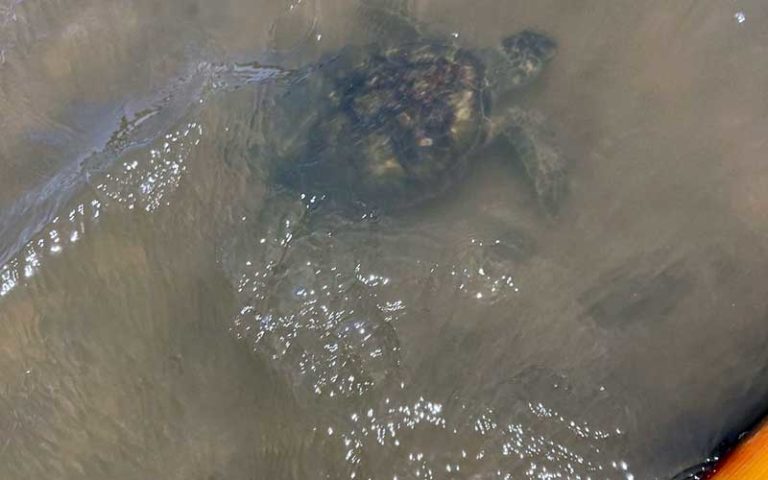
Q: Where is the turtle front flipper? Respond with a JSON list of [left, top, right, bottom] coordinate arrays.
[[356, 0, 423, 45], [491, 107, 566, 214]]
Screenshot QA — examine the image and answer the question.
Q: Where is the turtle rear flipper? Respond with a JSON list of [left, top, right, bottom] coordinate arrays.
[[492, 107, 566, 214]]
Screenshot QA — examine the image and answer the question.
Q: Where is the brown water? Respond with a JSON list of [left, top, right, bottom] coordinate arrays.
[[1, 0, 767, 478]]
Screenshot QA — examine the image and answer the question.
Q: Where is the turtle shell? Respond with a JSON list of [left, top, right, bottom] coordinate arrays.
[[266, 42, 489, 210]]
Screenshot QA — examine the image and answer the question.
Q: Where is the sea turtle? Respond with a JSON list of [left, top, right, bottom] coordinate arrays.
[[251, 1, 564, 216]]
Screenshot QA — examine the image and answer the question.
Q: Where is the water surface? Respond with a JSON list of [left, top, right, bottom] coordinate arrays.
[[1, 1, 767, 478]]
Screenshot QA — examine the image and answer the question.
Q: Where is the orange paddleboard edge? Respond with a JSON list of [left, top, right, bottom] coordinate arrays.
[[672, 420, 768, 479]]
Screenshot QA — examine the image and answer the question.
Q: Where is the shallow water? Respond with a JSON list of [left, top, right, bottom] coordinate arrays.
[[1, 0, 767, 478]]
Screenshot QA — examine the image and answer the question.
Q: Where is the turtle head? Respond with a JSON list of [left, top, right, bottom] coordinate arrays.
[[499, 30, 557, 87]]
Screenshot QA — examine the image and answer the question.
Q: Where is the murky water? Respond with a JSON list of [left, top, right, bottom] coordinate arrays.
[[1, 0, 767, 479]]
